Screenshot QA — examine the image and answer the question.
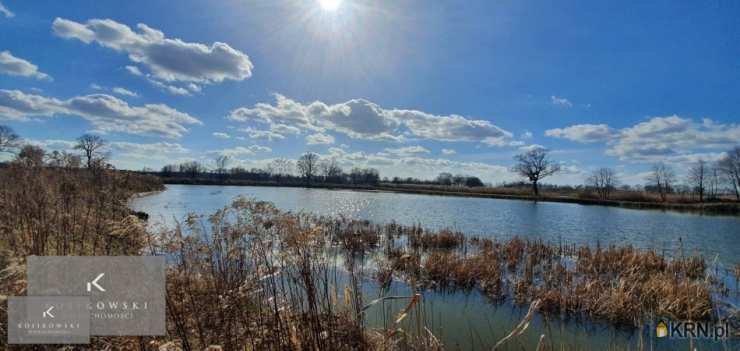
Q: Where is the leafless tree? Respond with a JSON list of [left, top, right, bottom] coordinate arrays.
[[75, 134, 106, 169], [436, 172, 453, 186], [320, 158, 343, 182], [687, 159, 707, 202], [179, 161, 205, 178], [646, 163, 676, 201], [0, 125, 21, 154], [297, 152, 320, 183], [160, 164, 177, 177], [266, 158, 295, 178], [706, 165, 721, 200], [214, 155, 230, 178], [718, 146, 740, 200], [15, 144, 45, 167], [587, 167, 619, 200], [511, 148, 561, 196], [47, 151, 81, 169]]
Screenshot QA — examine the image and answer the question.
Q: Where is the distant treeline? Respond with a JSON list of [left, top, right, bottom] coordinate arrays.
[[1, 124, 738, 204], [155, 153, 485, 188]]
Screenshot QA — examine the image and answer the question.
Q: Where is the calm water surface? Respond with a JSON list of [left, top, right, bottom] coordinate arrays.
[[130, 184, 740, 350], [131, 184, 740, 267]]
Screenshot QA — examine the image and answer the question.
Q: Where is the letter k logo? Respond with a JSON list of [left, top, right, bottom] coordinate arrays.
[[87, 273, 106, 292], [42, 305, 54, 319]]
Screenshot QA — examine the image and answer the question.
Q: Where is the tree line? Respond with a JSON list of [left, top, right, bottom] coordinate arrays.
[[159, 151, 487, 188], [159, 152, 383, 186], [2, 124, 739, 202], [0, 125, 109, 172]]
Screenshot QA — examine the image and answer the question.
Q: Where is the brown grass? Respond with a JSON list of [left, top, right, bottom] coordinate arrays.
[[0, 164, 731, 350]]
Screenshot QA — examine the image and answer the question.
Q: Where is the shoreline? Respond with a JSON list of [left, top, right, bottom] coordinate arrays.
[[158, 178, 740, 216]]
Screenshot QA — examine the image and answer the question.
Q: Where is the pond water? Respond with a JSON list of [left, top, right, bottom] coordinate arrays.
[[130, 184, 740, 350]]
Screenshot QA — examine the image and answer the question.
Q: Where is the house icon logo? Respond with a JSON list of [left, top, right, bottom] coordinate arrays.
[[656, 320, 668, 338]]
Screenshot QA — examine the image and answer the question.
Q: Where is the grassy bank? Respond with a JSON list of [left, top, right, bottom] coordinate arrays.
[[2, 167, 738, 350], [160, 176, 740, 215]]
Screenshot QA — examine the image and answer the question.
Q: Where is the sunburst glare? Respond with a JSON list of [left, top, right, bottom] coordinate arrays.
[[318, 0, 342, 11]]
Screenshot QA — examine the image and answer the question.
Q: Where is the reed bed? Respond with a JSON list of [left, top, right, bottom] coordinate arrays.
[[1, 164, 736, 350]]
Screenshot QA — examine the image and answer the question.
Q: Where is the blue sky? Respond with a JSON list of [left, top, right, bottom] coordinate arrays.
[[1, 0, 739, 185]]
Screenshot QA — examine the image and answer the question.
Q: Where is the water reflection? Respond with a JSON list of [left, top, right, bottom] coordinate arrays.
[[131, 185, 740, 268]]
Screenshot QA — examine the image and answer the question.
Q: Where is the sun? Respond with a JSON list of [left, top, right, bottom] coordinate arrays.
[[318, 0, 342, 11]]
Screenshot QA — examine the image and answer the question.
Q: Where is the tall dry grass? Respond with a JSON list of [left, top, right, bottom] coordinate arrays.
[[0, 164, 734, 350], [0, 163, 163, 350]]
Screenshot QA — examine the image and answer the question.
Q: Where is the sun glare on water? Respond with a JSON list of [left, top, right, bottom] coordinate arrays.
[[318, 0, 342, 11]]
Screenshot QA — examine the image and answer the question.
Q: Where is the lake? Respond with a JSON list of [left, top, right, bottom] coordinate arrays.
[[130, 184, 740, 350], [131, 184, 740, 268]]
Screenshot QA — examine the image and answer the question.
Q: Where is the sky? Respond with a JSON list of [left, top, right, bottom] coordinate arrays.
[[1, 0, 739, 185]]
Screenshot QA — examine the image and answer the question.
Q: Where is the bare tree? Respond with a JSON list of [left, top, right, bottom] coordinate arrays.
[[707, 165, 721, 200], [320, 158, 343, 182], [267, 158, 295, 179], [47, 151, 80, 169], [687, 159, 707, 202], [0, 125, 21, 154], [179, 161, 205, 178], [511, 148, 561, 196], [75, 134, 106, 169], [718, 146, 740, 200], [214, 155, 230, 178], [15, 144, 45, 167], [436, 172, 453, 186], [297, 152, 320, 183], [646, 163, 676, 202], [587, 167, 619, 200], [160, 164, 177, 177]]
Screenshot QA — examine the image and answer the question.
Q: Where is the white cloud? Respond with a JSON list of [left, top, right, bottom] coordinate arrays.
[[0, 89, 201, 138], [306, 132, 335, 145], [321, 147, 514, 183], [545, 124, 612, 143], [548, 116, 740, 164], [0, 51, 52, 80], [0, 1, 14, 18], [441, 148, 456, 155], [238, 127, 285, 141], [112, 87, 138, 97], [271, 123, 301, 135], [521, 131, 533, 139], [605, 116, 739, 163], [382, 145, 430, 156], [212, 132, 231, 139], [88, 84, 138, 98], [149, 79, 191, 95], [551, 95, 573, 108], [109, 141, 189, 158], [518, 144, 546, 152], [53, 18, 253, 86], [227, 94, 514, 145], [27, 139, 78, 151], [125, 65, 143, 76], [210, 145, 272, 158], [125, 65, 194, 96]]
